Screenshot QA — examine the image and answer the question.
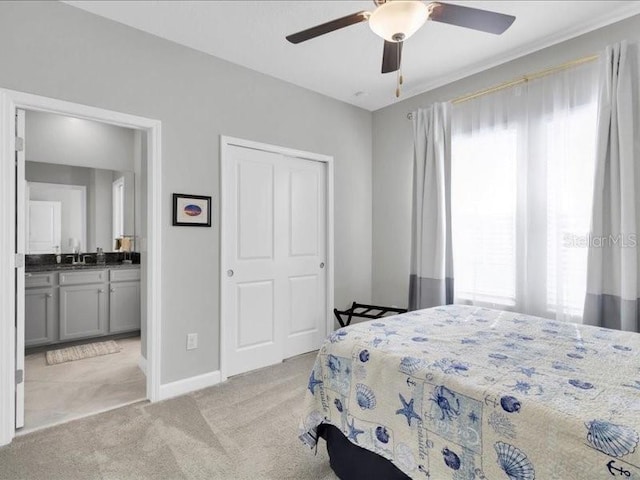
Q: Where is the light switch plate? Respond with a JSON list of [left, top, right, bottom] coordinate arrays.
[[186, 333, 198, 350]]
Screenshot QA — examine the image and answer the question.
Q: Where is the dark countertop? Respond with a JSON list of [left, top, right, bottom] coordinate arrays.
[[26, 264, 141, 274]]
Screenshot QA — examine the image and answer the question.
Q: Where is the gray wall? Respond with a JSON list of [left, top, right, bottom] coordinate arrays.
[[372, 14, 640, 308], [25, 110, 135, 171], [0, 1, 373, 384]]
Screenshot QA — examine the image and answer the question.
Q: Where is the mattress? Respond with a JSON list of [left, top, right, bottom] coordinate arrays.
[[299, 305, 640, 479]]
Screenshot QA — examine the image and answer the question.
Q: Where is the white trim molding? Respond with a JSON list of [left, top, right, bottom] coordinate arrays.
[[0, 88, 163, 446], [219, 135, 335, 382], [158, 371, 222, 401], [0, 91, 16, 446], [137, 355, 147, 375]]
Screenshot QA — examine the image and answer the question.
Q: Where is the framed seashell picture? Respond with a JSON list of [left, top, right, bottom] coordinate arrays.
[[172, 193, 212, 227]]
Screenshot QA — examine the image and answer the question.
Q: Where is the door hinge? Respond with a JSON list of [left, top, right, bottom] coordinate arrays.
[[14, 253, 24, 268], [15, 137, 24, 152], [15, 369, 23, 385]]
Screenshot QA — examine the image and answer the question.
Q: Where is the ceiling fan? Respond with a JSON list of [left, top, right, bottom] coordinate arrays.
[[286, 1, 515, 97]]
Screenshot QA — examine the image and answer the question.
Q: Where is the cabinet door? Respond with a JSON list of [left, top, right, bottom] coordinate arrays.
[[109, 281, 141, 333], [25, 287, 57, 347], [59, 284, 108, 341]]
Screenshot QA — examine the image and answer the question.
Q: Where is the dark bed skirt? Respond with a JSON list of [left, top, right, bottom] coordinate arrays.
[[318, 424, 410, 480]]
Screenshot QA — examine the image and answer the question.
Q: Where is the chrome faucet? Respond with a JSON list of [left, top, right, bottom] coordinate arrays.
[[66, 253, 85, 265]]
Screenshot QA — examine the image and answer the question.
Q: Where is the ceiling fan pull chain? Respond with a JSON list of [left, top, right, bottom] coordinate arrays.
[[398, 42, 403, 86], [395, 42, 402, 98]]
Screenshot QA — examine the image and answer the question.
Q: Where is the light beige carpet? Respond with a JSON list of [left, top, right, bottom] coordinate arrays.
[[45, 340, 121, 365], [1, 352, 337, 480]]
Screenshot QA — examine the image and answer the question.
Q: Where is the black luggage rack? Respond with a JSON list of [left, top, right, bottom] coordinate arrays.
[[333, 302, 408, 328]]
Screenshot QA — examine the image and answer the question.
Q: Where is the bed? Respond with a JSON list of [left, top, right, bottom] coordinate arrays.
[[299, 305, 640, 479]]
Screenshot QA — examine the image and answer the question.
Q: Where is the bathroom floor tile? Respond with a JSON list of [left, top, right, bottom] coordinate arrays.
[[21, 337, 146, 433]]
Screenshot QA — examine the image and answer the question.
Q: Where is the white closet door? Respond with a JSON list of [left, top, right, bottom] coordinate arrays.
[[224, 146, 283, 376], [223, 146, 327, 377], [281, 156, 326, 359]]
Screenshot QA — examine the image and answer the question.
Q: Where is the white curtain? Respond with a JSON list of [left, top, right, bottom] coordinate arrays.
[[451, 60, 600, 322], [409, 103, 453, 310], [584, 41, 640, 332]]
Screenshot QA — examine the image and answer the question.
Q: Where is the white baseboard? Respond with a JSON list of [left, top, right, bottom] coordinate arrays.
[[137, 355, 147, 375], [158, 370, 221, 401]]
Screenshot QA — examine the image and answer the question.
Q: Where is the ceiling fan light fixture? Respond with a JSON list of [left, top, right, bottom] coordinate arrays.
[[369, 0, 429, 42]]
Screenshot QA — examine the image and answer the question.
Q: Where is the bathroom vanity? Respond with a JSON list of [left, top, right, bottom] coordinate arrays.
[[25, 265, 141, 347]]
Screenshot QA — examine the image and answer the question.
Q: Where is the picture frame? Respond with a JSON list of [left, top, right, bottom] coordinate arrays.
[[172, 193, 212, 227]]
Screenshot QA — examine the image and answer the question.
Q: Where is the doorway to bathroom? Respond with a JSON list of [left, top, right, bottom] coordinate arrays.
[[0, 89, 162, 445], [19, 109, 146, 432]]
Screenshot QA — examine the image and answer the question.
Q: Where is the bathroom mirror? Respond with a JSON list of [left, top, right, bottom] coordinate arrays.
[[26, 161, 135, 254]]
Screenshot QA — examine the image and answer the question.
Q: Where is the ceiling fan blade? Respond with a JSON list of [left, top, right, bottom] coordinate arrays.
[[429, 2, 515, 35], [286, 11, 370, 44], [382, 40, 403, 74]]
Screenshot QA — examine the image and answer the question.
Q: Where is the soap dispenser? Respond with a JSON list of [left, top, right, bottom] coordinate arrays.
[[96, 247, 106, 265]]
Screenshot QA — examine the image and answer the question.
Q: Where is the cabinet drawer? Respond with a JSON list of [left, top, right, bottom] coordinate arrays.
[[110, 268, 140, 282], [25, 272, 56, 289], [59, 269, 107, 286]]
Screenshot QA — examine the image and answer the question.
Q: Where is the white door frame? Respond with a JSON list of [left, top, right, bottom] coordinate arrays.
[[0, 88, 163, 446], [219, 136, 334, 382]]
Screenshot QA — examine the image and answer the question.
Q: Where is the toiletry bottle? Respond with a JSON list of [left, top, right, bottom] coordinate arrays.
[[96, 247, 106, 265], [55, 246, 61, 264]]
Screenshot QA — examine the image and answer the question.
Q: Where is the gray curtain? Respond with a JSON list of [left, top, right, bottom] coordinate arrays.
[[408, 103, 454, 310], [583, 41, 640, 332]]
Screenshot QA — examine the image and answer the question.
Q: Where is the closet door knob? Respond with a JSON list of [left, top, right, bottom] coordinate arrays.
[[227, 269, 234, 277], [320, 262, 325, 269]]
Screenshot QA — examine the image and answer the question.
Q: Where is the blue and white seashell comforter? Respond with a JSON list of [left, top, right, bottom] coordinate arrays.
[[299, 305, 640, 479]]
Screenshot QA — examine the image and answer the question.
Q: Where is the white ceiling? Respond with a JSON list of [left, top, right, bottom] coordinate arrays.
[[65, 1, 640, 111]]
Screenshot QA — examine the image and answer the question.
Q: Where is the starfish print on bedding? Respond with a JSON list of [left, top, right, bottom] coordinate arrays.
[[519, 367, 537, 378], [347, 418, 364, 443], [396, 394, 422, 426]]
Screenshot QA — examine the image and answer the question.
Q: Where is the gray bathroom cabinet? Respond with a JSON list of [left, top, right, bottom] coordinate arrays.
[[24, 272, 57, 347], [109, 269, 141, 333], [24, 287, 56, 347], [25, 267, 140, 347]]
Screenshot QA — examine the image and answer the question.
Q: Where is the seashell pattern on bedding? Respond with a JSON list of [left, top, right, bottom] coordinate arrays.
[[586, 420, 639, 458], [299, 305, 640, 479]]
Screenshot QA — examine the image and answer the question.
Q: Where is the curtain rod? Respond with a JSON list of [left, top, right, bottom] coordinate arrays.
[[406, 53, 599, 120]]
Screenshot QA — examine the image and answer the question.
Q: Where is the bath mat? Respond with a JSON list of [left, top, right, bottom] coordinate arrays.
[[46, 340, 121, 365]]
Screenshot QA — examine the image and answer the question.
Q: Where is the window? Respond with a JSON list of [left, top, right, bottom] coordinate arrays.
[[451, 63, 599, 321], [545, 104, 598, 316], [452, 128, 518, 306]]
